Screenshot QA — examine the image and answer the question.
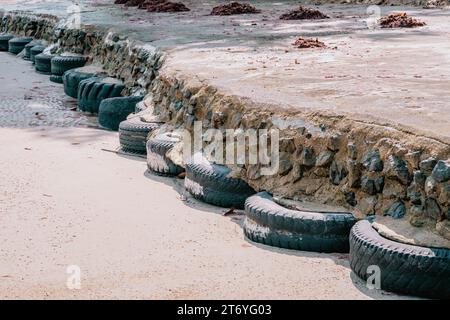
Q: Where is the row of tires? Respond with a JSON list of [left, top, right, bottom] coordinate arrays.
[[3, 33, 447, 299], [1, 34, 145, 130], [120, 117, 449, 299]]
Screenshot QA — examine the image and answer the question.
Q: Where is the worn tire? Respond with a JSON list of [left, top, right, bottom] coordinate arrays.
[[34, 53, 53, 74], [349, 220, 450, 299], [98, 95, 144, 131], [244, 192, 356, 253], [50, 75, 63, 84], [146, 133, 184, 176], [0, 35, 14, 51], [7, 37, 33, 54], [119, 117, 160, 154], [29, 45, 45, 63], [24, 42, 38, 59], [63, 68, 97, 99], [77, 77, 125, 113], [185, 160, 255, 209], [51, 55, 86, 76]]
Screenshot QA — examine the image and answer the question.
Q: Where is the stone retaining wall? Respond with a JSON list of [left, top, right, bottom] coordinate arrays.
[[1, 10, 449, 241], [150, 72, 450, 240]]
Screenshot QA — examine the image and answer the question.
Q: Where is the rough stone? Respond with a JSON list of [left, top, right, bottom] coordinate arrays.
[[356, 196, 377, 216], [385, 154, 411, 185], [419, 157, 437, 175], [384, 200, 406, 219], [291, 162, 303, 183], [408, 205, 430, 227], [329, 161, 348, 186], [407, 184, 423, 205], [278, 159, 293, 176], [279, 137, 296, 153], [347, 160, 361, 188], [327, 134, 341, 151], [362, 149, 383, 172], [436, 220, 450, 240], [382, 179, 406, 200], [413, 170, 426, 188], [315, 150, 334, 167], [405, 151, 421, 170], [425, 176, 438, 197], [298, 147, 315, 167], [431, 160, 450, 182], [424, 198, 441, 220], [347, 142, 357, 160], [344, 190, 357, 206], [438, 183, 450, 206]]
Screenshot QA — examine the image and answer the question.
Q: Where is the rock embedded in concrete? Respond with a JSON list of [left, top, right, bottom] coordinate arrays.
[[431, 160, 450, 183], [384, 200, 406, 219], [419, 157, 437, 176], [385, 155, 411, 185], [362, 150, 383, 172], [315, 150, 334, 167], [330, 161, 347, 186], [424, 198, 441, 220]]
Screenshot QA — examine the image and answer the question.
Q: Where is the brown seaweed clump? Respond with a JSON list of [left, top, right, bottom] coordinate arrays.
[[379, 13, 426, 28], [292, 37, 326, 49], [211, 2, 261, 16], [280, 6, 329, 20]]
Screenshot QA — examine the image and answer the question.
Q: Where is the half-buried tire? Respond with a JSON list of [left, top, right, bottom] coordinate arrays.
[[349, 220, 450, 299], [146, 132, 184, 176], [185, 159, 256, 209], [119, 117, 160, 154], [98, 95, 144, 131], [51, 55, 86, 76], [244, 192, 356, 253], [77, 77, 125, 113], [0, 35, 14, 51], [63, 67, 101, 99], [24, 42, 39, 60], [50, 75, 63, 84], [30, 45, 45, 63], [34, 53, 53, 74], [8, 37, 33, 54]]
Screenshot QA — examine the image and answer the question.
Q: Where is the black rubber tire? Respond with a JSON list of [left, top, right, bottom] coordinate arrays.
[[29, 45, 45, 63], [0, 35, 14, 51], [8, 37, 33, 55], [244, 192, 357, 253], [119, 117, 160, 154], [62, 68, 97, 99], [185, 160, 256, 209], [135, 101, 147, 113], [349, 220, 450, 299], [34, 53, 53, 74], [77, 77, 125, 113], [24, 42, 38, 59], [51, 56, 86, 76], [146, 133, 185, 176], [50, 75, 63, 84], [98, 95, 144, 131]]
